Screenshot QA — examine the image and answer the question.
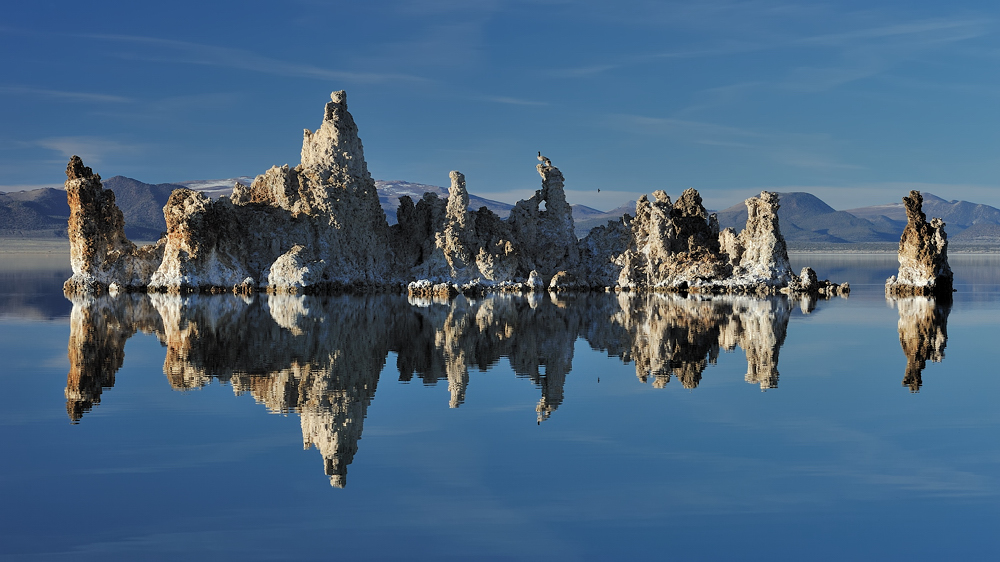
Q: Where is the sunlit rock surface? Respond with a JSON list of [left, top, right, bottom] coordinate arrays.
[[66, 91, 391, 295], [63, 91, 848, 295], [886, 191, 954, 297], [580, 190, 842, 295], [63, 157, 164, 294], [891, 296, 951, 392]]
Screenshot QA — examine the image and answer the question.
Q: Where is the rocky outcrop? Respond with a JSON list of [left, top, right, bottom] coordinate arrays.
[[396, 160, 578, 292], [614, 189, 728, 290], [730, 191, 791, 289], [64, 90, 847, 296], [581, 189, 844, 296], [886, 191, 953, 297], [392, 171, 520, 287], [892, 296, 951, 392], [784, 267, 850, 297], [66, 91, 391, 295], [506, 161, 580, 279], [63, 156, 164, 294]]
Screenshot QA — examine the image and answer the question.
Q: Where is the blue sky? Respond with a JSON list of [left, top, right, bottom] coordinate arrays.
[[1, 0, 998, 211]]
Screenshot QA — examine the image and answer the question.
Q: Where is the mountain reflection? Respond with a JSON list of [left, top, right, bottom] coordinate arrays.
[[65, 291, 805, 486], [890, 296, 951, 392]]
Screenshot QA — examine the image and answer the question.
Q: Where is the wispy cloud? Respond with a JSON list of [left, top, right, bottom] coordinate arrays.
[[610, 113, 862, 171], [0, 85, 131, 104], [800, 18, 991, 47], [558, 11, 992, 99], [552, 42, 767, 78], [33, 136, 143, 165], [614, 115, 762, 142], [481, 96, 548, 106], [83, 34, 429, 84], [551, 64, 620, 78]]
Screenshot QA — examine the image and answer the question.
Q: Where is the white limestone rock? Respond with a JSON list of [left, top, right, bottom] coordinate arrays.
[[267, 245, 328, 292], [506, 160, 580, 281], [63, 156, 164, 294], [885, 190, 953, 297]]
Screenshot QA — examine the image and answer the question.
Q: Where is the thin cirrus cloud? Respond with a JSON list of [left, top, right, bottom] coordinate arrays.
[[609, 113, 861, 171], [33, 136, 143, 165], [82, 34, 430, 85], [0, 85, 131, 104], [481, 96, 548, 106], [553, 14, 989, 84], [797, 17, 992, 48], [551, 43, 767, 78]]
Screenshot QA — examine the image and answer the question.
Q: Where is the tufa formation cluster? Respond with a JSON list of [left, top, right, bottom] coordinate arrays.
[[64, 91, 848, 298], [885, 190, 953, 298]]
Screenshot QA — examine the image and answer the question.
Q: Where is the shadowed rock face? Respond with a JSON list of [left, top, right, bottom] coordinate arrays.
[[507, 162, 580, 279], [886, 191, 953, 297], [613, 189, 729, 290], [391, 171, 521, 285], [891, 296, 951, 392], [394, 161, 580, 290]]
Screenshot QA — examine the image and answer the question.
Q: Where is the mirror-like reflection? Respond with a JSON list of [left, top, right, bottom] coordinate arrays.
[[65, 291, 816, 485], [890, 296, 951, 392]]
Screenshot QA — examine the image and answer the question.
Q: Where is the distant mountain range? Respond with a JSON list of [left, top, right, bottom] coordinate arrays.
[[715, 191, 1000, 245], [3, 175, 1000, 247]]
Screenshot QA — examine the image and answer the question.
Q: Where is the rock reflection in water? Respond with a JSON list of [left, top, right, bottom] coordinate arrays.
[[65, 291, 799, 485], [890, 296, 951, 392], [600, 293, 790, 390], [66, 294, 163, 421]]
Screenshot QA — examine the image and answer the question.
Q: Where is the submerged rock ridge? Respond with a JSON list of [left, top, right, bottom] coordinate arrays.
[[63, 90, 846, 296], [891, 296, 951, 392], [886, 191, 953, 297]]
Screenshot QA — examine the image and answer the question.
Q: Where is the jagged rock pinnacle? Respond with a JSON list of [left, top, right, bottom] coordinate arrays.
[[886, 190, 953, 297]]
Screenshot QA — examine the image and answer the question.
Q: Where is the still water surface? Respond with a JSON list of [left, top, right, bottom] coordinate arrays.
[[1, 254, 999, 560]]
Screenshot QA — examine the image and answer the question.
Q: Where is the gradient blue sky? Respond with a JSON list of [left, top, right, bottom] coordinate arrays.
[[2, 0, 998, 211]]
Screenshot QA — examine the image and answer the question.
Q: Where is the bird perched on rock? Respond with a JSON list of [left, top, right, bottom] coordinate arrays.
[[537, 151, 552, 167]]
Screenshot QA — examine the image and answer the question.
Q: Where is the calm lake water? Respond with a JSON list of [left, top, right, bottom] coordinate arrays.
[[1, 253, 999, 560]]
